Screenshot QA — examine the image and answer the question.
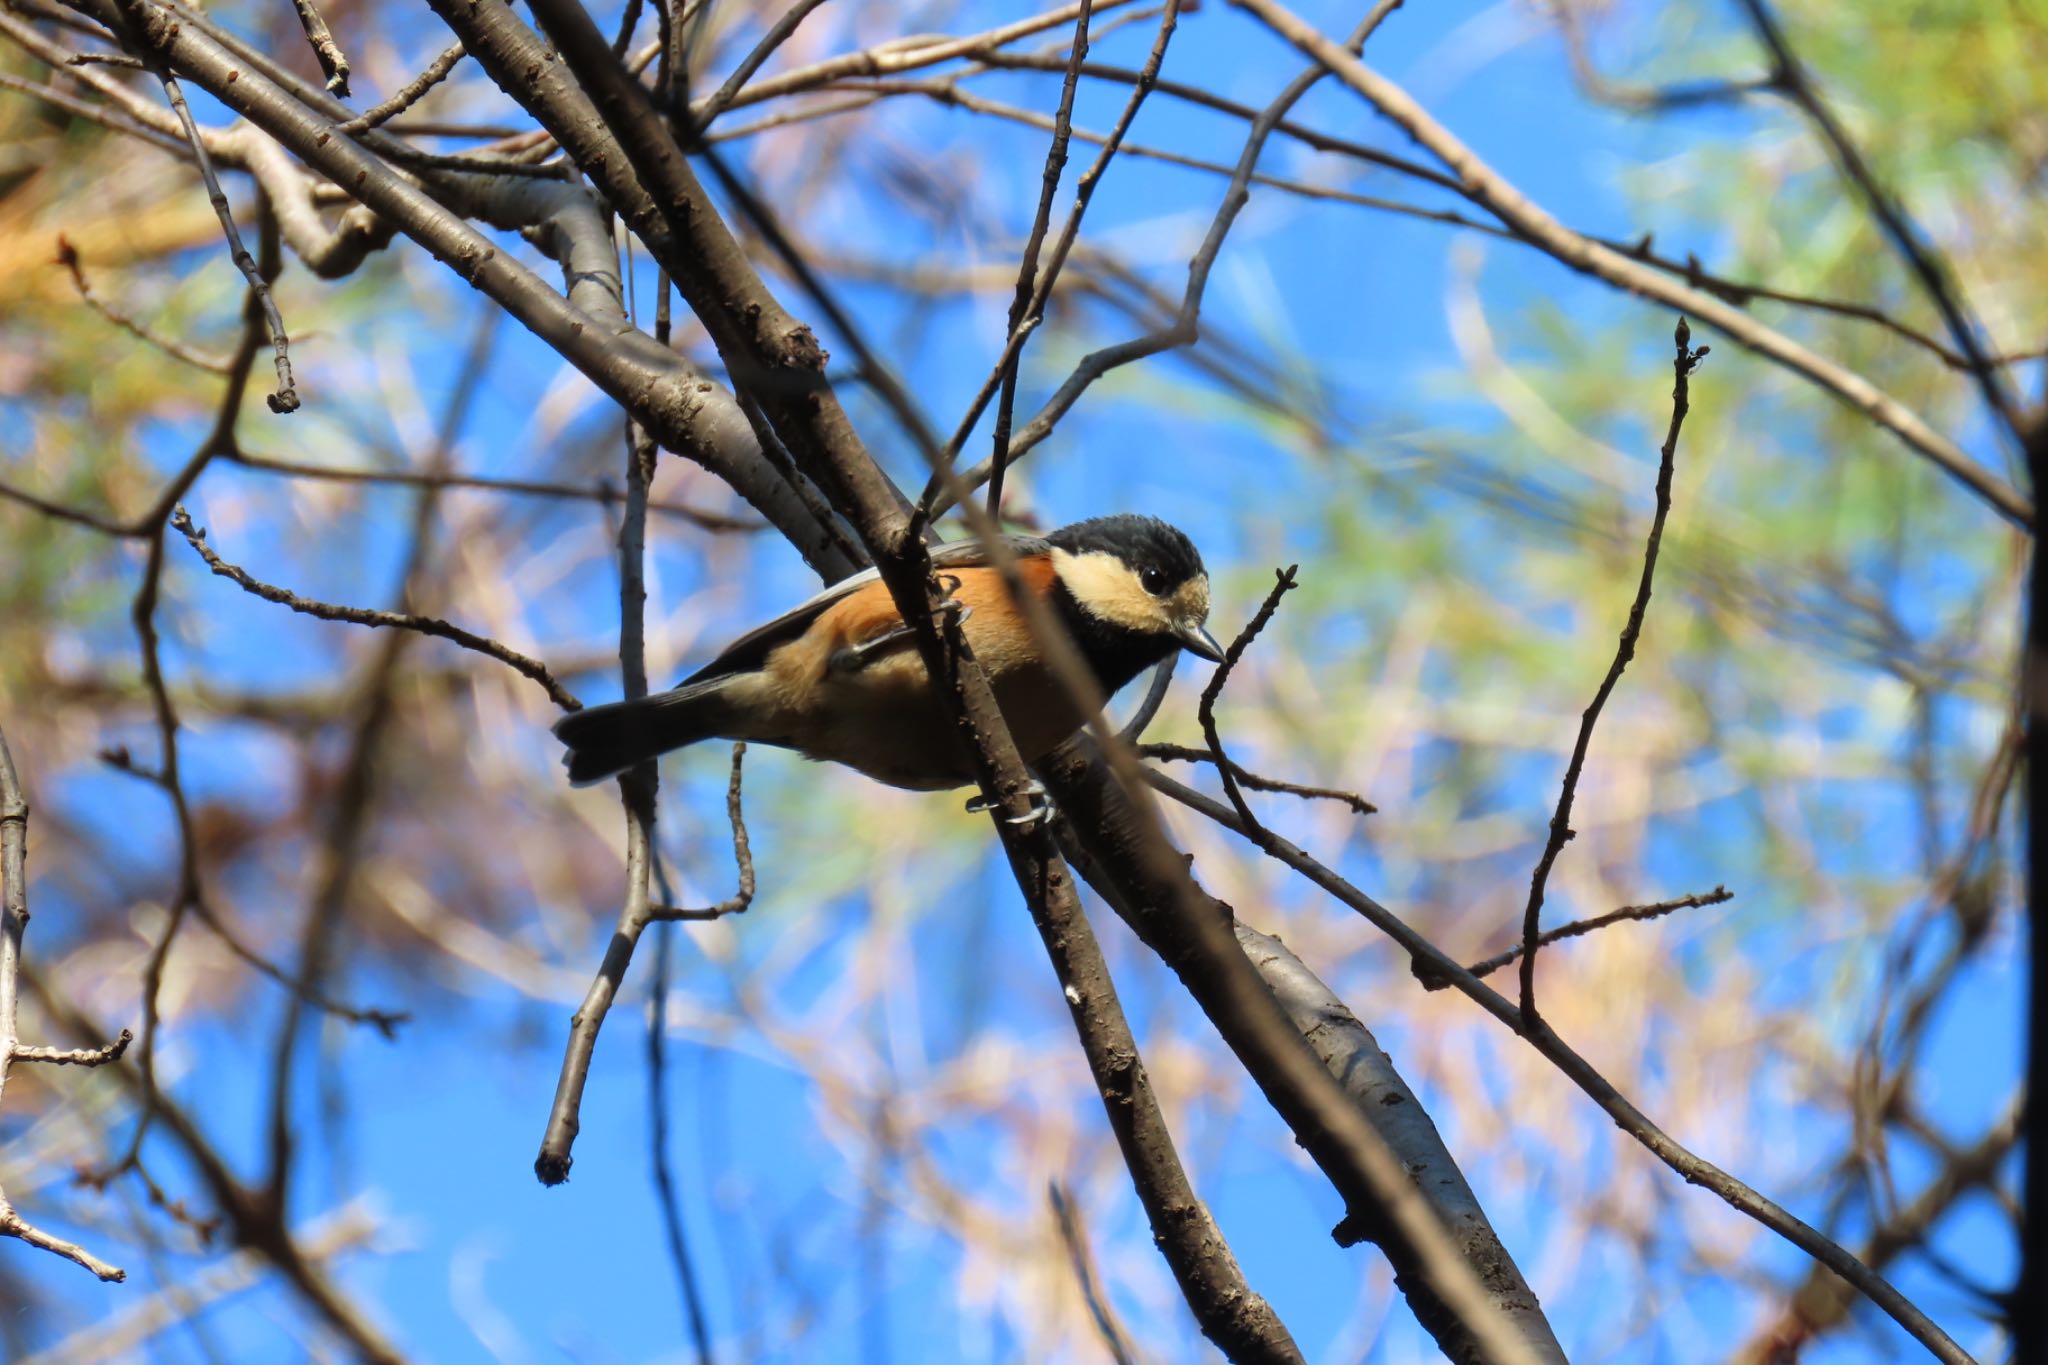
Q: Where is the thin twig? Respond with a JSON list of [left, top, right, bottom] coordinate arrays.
[[1461, 887, 1732, 983], [223, 449, 764, 530], [192, 896, 408, 1036], [1517, 319, 1706, 1024], [92, 288, 274, 1192], [1199, 565, 1300, 836], [984, 0, 1093, 520], [927, 0, 1186, 514], [648, 746, 755, 921], [334, 41, 464, 134], [1733, 0, 2024, 442], [54, 236, 233, 373], [644, 865, 718, 1365], [12, 1035, 132, 1065], [1115, 654, 1177, 743], [87, 742, 410, 1031], [1140, 742, 1375, 817], [113, 0, 300, 413], [684, 134, 946, 477], [0, 476, 134, 538], [690, 0, 1141, 118], [0, 69, 192, 157], [0, 723, 130, 1282], [693, 0, 834, 132], [928, 4, 1389, 517], [287, 0, 351, 95], [168, 506, 580, 710], [1048, 1184, 1139, 1365]]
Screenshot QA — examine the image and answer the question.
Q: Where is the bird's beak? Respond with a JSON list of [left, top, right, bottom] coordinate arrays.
[[1174, 622, 1226, 663]]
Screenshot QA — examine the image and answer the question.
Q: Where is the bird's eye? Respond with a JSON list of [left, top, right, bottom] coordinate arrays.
[[1139, 565, 1169, 595]]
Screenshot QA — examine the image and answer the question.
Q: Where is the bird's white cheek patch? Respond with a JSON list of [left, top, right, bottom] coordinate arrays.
[[1050, 548, 1168, 633]]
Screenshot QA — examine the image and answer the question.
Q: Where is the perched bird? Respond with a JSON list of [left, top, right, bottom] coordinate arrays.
[[553, 514, 1223, 791]]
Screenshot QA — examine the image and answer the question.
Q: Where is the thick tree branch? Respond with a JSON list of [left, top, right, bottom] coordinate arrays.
[[1146, 767, 1980, 1365], [1237, 925, 1565, 1364], [72, 0, 855, 575], [1046, 744, 1553, 1365]]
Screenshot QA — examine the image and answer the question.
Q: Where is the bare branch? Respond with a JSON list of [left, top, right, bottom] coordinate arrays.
[[169, 506, 581, 710], [647, 746, 755, 922], [1737, 1100, 2021, 1364], [55, 235, 233, 372], [1733, 0, 2026, 440], [929, 3, 1398, 516], [1518, 320, 1706, 1023], [1145, 767, 1982, 1365], [1049, 1184, 1142, 1365], [1199, 565, 1300, 837], [1458, 887, 1733, 984], [334, 40, 464, 134], [286, 0, 350, 95], [982, 0, 1094, 520], [692, 0, 833, 131], [1230, 0, 2030, 530], [224, 449, 766, 530], [1049, 747, 1556, 1365], [0, 723, 129, 1282], [1237, 924, 1565, 1363], [1139, 744, 1376, 817], [111, 0, 300, 413]]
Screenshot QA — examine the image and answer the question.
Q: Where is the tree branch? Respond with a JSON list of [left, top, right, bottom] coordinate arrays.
[[0, 723, 129, 1282], [169, 506, 581, 711], [1518, 319, 1706, 1023], [1230, 0, 2031, 531]]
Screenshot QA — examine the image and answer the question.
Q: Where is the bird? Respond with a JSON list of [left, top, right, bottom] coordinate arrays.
[[552, 514, 1224, 792]]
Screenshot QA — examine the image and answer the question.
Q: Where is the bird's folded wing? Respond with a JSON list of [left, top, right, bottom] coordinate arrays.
[[675, 533, 1050, 686]]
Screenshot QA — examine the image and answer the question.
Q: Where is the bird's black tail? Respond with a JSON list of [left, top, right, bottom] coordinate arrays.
[[552, 679, 743, 787]]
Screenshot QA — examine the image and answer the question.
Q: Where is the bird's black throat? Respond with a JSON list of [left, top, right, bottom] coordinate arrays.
[[1050, 578, 1178, 696]]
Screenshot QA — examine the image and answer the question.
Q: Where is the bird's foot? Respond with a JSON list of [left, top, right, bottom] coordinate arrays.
[[965, 778, 1055, 828]]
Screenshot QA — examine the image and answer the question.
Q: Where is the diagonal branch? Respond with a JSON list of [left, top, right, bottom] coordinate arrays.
[[169, 506, 581, 710], [1236, 924, 1564, 1361], [1147, 766, 1982, 1365], [1230, 0, 2031, 531], [110, 0, 300, 413], [1732, 0, 2026, 442]]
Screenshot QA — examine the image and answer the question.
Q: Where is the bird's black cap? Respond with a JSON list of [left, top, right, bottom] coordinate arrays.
[[1047, 514, 1206, 588]]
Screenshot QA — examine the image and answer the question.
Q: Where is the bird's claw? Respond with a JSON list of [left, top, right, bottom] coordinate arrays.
[[965, 778, 1055, 828]]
